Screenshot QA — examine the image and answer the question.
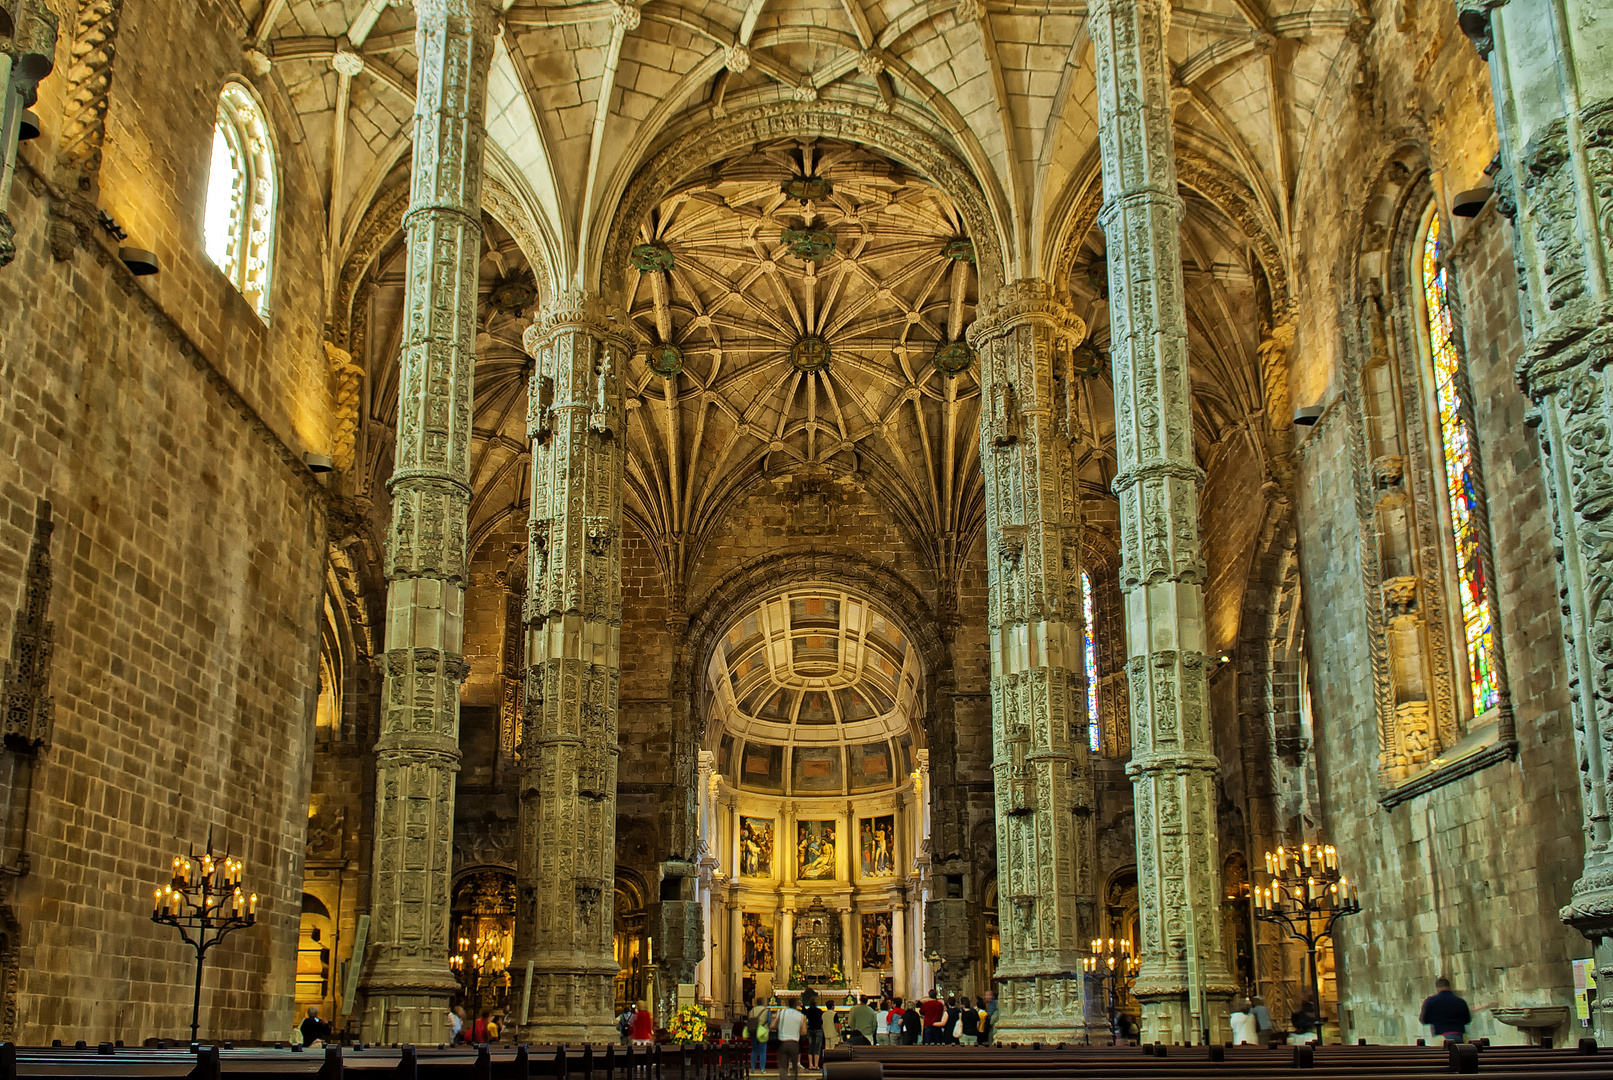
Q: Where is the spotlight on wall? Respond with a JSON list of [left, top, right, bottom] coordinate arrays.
[[1452, 187, 1493, 218], [1293, 405, 1324, 426], [18, 109, 39, 141], [117, 247, 159, 276], [302, 453, 335, 474]]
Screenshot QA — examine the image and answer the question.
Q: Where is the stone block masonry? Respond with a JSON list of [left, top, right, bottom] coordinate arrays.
[[0, 175, 327, 1045]]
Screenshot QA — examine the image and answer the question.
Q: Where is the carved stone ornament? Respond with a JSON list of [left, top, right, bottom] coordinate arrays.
[[780, 223, 836, 262], [647, 341, 684, 378], [781, 174, 833, 202], [2, 502, 54, 752], [489, 274, 538, 317], [943, 238, 976, 264], [790, 334, 832, 373], [1372, 454, 1406, 487], [1381, 575, 1419, 620], [629, 240, 674, 273], [933, 340, 975, 377]]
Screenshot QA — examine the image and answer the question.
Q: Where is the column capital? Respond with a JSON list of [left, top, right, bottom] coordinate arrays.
[[966, 278, 1085, 347], [524, 289, 636, 354]]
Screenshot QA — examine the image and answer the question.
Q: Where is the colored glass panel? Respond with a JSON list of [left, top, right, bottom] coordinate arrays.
[[1082, 570, 1100, 752], [1422, 214, 1499, 713]]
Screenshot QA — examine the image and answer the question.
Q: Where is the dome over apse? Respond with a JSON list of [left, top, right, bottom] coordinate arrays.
[[706, 589, 925, 796]]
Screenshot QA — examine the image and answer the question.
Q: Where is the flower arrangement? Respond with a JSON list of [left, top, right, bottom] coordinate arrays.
[[787, 963, 806, 990], [828, 963, 846, 988], [668, 1002, 710, 1045]]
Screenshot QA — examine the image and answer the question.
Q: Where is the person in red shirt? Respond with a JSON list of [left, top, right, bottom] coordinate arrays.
[[919, 989, 946, 1044], [630, 1002, 656, 1045]]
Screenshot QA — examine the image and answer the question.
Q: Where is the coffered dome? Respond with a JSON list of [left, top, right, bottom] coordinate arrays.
[[706, 587, 924, 795]]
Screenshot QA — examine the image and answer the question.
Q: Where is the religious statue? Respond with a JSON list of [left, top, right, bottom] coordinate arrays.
[[859, 815, 895, 877], [740, 816, 773, 878], [797, 820, 836, 880]]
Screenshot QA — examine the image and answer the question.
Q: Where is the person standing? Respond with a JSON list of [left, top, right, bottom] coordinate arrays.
[[618, 1004, 636, 1046], [958, 997, 983, 1045], [803, 995, 826, 1068], [776, 1000, 807, 1080], [881, 999, 904, 1045], [919, 989, 945, 1044], [1230, 999, 1258, 1045], [1420, 978, 1473, 1041], [299, 1006, 331, 1047], [747, 998, 774, 1074], [981, 991, 996, 1046], [630, 1001, 655, 1046], [1288, 996, 1319, 1045], [901, 999, 923, 1044], [449, 1006, 465, 1046], [848, 996, 878, 1045], [1250, 996, 1272, 1045]]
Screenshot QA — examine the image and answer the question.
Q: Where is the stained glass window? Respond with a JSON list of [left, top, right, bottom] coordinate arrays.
[[1081, 570, 1100, 752], [1421, 213, 1498, 714]]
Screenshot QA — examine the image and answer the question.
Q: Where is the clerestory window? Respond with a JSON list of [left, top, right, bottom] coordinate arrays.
[[203, 82, 277, 319]]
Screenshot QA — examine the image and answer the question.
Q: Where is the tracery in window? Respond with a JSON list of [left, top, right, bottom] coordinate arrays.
[[203, 82, 276, 318], [1420, 213, 1498, 715], [1082, 569, 1100, 753]]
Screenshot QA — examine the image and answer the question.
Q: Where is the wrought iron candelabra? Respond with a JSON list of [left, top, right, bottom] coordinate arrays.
[[150, 840, 256, 1044], [1083, 936, 1138, 1044], [1253, 842, 1359, 1045]]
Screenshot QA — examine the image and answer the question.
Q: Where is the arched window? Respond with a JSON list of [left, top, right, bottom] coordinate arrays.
[[203, 82, 277, 318], [1081, 569, 1100, 752], [1418, 213, 1498, 716]]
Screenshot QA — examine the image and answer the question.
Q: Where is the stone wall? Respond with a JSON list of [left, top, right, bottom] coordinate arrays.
[[0, 0, 333, 1043], [1286, 0, 1583, 1042]]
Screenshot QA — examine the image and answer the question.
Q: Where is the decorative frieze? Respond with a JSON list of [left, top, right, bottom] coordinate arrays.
[[362, 0, 497, 1047]]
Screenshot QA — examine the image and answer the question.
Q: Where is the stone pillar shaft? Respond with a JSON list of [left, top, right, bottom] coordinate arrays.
[[363, 0, 495, 1046], [1087, 0, 1233, 1045], [968, 279, 1094, 1039], [515, 291, 630, 1043], [1472, 0, 1613, 1041]]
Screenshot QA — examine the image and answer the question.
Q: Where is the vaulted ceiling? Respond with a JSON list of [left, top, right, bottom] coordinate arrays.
[[249, 0, 1348, 575]]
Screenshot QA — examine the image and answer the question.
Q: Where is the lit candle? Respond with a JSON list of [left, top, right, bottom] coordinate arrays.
[[153, 890, 162, 918], [1307, 877, 1317, 902], [248, 893, 258, 916], [1301, 844, 1311, 869], [1278, 848, 1287, 874]]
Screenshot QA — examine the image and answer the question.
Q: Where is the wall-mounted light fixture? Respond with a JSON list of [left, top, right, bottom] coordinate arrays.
[[302, 452, 335, 474], [1293, 405, 1325, 426], [17, 108, 38, 141], [1452, 187, 1493, 218], [118, 247, 158, 276]]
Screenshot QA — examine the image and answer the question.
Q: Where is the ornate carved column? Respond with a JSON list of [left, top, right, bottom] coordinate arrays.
[[1463, 0, 1613, 1041], [888, 890, 908, 999], [1088, 0, 1235, 1045], [966, 279, 1095, 1040], [514, 291, 631, 1043], [362, 0, 496, 1045]]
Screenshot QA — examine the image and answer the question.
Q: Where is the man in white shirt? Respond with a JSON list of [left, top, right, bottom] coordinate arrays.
[[775, 1002, 807, 1080]]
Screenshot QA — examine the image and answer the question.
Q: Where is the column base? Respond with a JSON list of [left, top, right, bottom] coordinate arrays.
[[1134, 978, 1234, 1046], [991, 974, 1084, 1045], [362, 981, 457, 1046], [519, 970, 618, 1044], [1561, 858, 1613, 1045]]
